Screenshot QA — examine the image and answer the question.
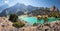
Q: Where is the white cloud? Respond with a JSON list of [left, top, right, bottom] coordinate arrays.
[[5, 0, 9, 4]]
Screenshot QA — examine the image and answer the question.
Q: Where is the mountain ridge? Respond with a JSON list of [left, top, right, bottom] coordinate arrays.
[[0, 3, 9, 13], [0, 3, 37, 16]]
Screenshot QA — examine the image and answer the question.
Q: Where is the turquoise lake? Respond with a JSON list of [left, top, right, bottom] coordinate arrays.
[[19, 17, 60, 25]]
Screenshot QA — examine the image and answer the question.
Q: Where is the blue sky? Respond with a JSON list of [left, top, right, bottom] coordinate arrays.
[[0, 0, 60, 9]]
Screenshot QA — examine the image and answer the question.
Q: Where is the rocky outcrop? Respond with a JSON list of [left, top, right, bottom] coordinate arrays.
[[0, 17, 60, 31], [50, 6, 59, 12], [36, 21, 60, 31], [0, 17, 13, 31]]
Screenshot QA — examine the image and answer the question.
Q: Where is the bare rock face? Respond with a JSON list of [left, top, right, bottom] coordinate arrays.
[[50, 6, 59, 12], [36, 21, 60, 31], [0, 17, 13, 31]]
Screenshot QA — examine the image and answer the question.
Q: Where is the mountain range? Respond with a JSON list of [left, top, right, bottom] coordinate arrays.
[[0, 3, 38, 16], [0, 3, 9, 13], [0, 3, 59, 16]]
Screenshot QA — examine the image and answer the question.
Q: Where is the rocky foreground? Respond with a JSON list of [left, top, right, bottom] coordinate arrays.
[[0, 17, 60, 31]]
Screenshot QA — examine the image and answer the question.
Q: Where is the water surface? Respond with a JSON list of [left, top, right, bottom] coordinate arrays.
[[19, 17, 59, 25]]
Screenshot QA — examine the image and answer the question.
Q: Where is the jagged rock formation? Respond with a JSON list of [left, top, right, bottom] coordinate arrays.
[[50, 6, 59, 12]]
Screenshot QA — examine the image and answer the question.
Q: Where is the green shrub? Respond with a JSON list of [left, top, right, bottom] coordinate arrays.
[[13, 21, 25, 28], [43, 17, 48, 23], [9, 14, 18, 22], [33, 23, 38, 26], [49, 12, 60, 18]]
